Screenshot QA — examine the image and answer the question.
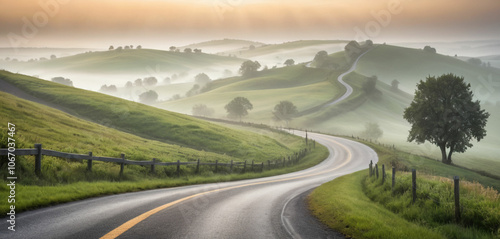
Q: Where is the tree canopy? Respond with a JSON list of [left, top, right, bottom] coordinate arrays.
[[139, 90, 158, 104], [403, 74, 489, 164], [225, 97, 253, 120], [239, 60, 261, 78], [272, 101, 298, 126]]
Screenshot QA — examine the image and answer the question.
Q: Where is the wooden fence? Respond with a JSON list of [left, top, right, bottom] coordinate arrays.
[[0, 143, 314, 177], [368, 161, 462, 222]]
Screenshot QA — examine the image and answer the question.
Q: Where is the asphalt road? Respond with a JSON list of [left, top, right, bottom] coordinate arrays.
[[324, 49, 372, 107], [1, 132, 377, 239]]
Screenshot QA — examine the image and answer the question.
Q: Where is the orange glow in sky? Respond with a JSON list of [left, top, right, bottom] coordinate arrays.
[[1, 0, 499, 48]]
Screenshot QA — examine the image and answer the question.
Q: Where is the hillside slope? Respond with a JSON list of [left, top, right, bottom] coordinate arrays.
[[0, 70, 295, 160], [356, 45, 500, 103]]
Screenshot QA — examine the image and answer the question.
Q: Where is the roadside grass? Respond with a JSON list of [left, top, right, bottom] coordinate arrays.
[[309, 137, 500, 239], [308, 171, 444, 239], [0, 142, 328, 215], [364, 172, 500, 238]]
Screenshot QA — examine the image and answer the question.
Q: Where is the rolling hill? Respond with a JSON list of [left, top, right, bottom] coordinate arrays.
[[0, 70, 302, 161], [355, 44, 500, 103]]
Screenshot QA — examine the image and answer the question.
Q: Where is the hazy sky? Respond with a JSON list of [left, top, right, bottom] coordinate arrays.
[[1, 0, 499, 48]]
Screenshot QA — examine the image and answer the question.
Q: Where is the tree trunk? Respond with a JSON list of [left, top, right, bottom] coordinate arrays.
[[439, 144, 449, 164], [447, 145, 454, 165]]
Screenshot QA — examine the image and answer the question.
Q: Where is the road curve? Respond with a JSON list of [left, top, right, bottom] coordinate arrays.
[[324, 49, 371, 107], [1, 132, 377, 239]]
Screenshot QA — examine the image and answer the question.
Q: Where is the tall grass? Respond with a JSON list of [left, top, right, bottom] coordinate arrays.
[[364, 171, 500, 238]]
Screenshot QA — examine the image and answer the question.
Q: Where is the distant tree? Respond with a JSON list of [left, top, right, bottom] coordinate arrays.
[[125, 81, 133, 88], [364, 39, 374, 47], [116, 46, 123, 51], [193, 49, 202, 53], [225, 97, 253, 120], [186, 84, 200, 97], [194, 73, 211, 85], [312, 50, 329, 68], [284, 59, 295, 66], [239, 60, 261, 78], [5, 57, 10, 61], [467, 58, 482, 66], [51, 77, 73, 87], [391, 79, 400, 91], [403, 74, 489, 164], [169, 46, 176, 51], [223, 69, 233, 77], [134, 78, 143, 87], [109, 45, 114, 50], [50, 54, 57, 60], [163, 77, 171, 85], [272, 101, 298, 126], [192, 104, 215, 117], [124, 45, 130, 50], [423, 45, 436, 53], [39, 57, 48, 61], [184, 48, 192, 53], [362, 75, 379, 94], [139, 90, 159, 104], [361, 122, 383, 141], [171, 94, 182, 101], [171, 74, 178, 81], [249, 45, 256, 50], [99, 84, 117, 93], [136, 45, 142, 49], [143, 76, 158, 86]]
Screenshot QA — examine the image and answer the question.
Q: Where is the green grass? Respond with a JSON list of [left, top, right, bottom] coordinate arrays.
[[364, 172, 500, 238], [308, 171, 444, 239]]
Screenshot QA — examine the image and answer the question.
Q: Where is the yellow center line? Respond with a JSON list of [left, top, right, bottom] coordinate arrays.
[[100, 137, 353, 239]]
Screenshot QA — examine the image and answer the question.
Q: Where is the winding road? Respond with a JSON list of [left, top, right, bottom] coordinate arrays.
[[1, 132, 377, 239]]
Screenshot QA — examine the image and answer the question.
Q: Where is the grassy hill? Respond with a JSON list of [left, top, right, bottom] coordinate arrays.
[[0, 70, 298, 160], [356, 45, 500, 103], [156, 63, 346, 122], [6, 48, 246, 75], [182, 39, 265, 54]]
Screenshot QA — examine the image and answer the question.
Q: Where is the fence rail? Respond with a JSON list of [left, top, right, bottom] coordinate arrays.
[[1, 143, 314, 177]]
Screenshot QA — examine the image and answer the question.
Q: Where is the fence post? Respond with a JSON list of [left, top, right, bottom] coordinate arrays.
[[261, 162, 264, 172], [392, 167, 396, 191], [305, 130, 308, 145], [120, 154, 125, 177], [268, 160, 271, 169], [151, 158, 156, 174], [87, 152, 93, 172], [176, 160, 180, 177], [454, 176, 461, 223], [251, 160, 254, 172], [412, 169, 417, 204], [35, 144, 42, 176], [196, 159, 200, 174], [382, 164, 385, 183], [375, 164, 379, 179], [215, 160, 218, 173], [282, 158, 285, 167], [243, 160, 247, 173], [369, 160, 373, 177], [230, 160, 234, 173]]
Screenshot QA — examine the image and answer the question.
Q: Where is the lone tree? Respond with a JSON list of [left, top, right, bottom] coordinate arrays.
[[284, 59, 295, 66], [403, 74, 489, 164], [239, 60, 261, 78], [272, 101, 298, 126], [192, 104, 215, 117], [361, 122, 383, 141], [225, 97, 253, 120], [139, 90, 158, 104]]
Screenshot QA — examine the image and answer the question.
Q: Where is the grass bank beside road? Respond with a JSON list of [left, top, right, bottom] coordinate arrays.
[[309, 138, 500, 239]]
